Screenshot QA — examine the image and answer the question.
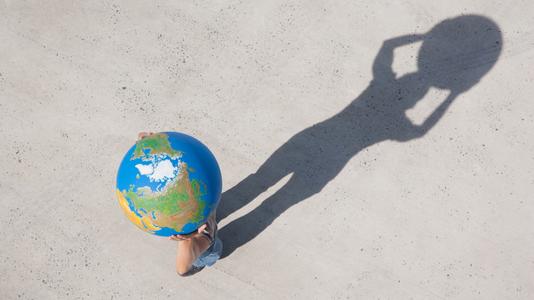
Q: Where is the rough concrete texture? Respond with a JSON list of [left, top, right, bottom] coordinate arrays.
[[1, 1, 533, 299]]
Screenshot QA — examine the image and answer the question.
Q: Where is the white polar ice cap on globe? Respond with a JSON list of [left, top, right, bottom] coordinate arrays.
[[135, 164, 153, 175], [135, 159, 180, 183]]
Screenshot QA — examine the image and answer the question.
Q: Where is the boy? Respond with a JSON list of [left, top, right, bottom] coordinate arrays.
[[138, 132, 223, 276], [170, 210, 222, 276]]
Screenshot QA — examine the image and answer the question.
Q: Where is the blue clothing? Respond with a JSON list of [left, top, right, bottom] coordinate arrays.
[[192, 232, 223, 268]]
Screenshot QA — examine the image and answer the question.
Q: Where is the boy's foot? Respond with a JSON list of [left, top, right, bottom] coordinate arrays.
[[183, 265, 205, 276]]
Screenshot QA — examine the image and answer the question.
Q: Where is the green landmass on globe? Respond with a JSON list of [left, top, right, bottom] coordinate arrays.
[[116, 133, 209, 235], [132, 133, 181, 160]]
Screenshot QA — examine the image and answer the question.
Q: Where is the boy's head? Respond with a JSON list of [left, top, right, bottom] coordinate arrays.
[[417, 15, 502, 93]]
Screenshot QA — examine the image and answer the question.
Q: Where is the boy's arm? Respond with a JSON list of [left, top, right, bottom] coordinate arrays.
[[174, 212, 217, 275], [175, 234, 212, 275]]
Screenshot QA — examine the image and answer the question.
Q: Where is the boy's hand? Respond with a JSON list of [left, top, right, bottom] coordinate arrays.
[[138, 132, 155, 140], [168, 224, 208, 241]]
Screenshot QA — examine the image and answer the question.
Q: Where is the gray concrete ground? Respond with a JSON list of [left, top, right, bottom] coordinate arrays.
[[1, 1, 533, 299]]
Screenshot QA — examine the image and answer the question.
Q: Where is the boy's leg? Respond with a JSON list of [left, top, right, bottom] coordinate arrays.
[[176, 211, 219, 276], [176, 235, 212, 276]]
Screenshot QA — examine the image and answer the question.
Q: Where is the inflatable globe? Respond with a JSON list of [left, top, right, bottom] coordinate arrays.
[[116, 132, 222, 236]]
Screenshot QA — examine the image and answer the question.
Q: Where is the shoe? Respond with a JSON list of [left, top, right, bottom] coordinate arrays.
[[183, 265, 205, 276]]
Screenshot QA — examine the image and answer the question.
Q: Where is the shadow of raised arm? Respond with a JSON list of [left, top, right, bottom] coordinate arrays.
[[395, 91, 459, 141], [372, 34, 425, 81]]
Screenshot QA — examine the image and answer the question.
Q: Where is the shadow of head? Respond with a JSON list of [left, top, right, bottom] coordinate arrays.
[[418, 15, 503, 94]]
